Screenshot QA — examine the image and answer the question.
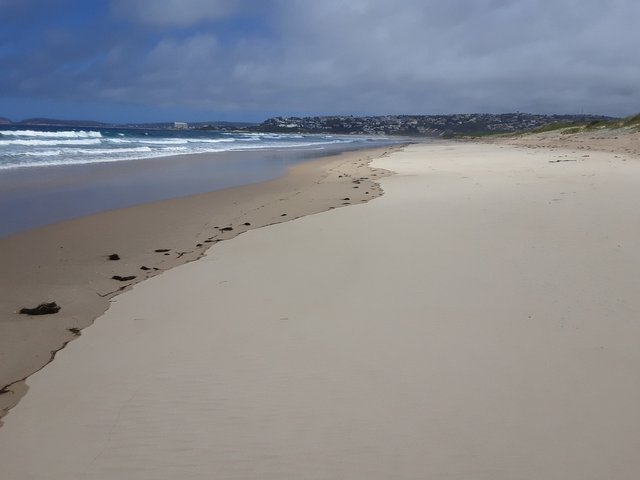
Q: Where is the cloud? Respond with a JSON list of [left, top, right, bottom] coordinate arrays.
[[2, 0, 640, 121], [261, 0, 640, 115], [111, 0, 242, 27], [94, 34, 224, 106]]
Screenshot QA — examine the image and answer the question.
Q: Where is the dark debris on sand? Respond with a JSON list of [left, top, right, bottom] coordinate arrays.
[[112, 275, 136, 282], [19, 302, 61, 315]]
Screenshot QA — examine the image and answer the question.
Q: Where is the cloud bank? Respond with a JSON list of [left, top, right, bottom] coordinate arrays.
[[1, 0, 639, 121]]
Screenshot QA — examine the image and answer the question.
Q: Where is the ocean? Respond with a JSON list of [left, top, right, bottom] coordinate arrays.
[[0, 126, 381, 170], [0, 126, 399, 236]]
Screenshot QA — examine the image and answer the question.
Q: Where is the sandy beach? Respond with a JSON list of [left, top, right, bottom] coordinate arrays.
[[2, 139, 640, 478]]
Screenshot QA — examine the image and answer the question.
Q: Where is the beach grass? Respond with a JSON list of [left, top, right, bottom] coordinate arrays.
[[529, 112, 640, 135]]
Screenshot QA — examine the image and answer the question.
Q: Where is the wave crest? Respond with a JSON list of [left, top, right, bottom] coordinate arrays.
[[0, 130, 103, 138], [0, 139, 102, 146]]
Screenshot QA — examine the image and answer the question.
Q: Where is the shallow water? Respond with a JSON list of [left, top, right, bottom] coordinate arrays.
[[0, 127, 362, 170], [0, 141, 396, 237]]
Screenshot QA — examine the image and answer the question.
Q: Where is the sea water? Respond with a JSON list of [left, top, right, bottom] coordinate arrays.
[[0, 127, 379, 170], [0, 126, 398, 236]]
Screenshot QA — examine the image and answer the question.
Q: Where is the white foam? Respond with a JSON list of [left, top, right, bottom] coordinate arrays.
[[0, 131, 370, 170], [102, 138, 135, 144], [104, 138, 189, 145], [188, 138, 236, 144], [0, 139, 102, 146], [138, 139, 190, 145], [0, 130, 103, 138], [0, 148, 184, 169], [15, 150, 65, 157], [74, 146, 153, 155]]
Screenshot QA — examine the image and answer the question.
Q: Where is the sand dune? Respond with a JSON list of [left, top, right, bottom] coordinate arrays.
[[1, 143, 640, 479]]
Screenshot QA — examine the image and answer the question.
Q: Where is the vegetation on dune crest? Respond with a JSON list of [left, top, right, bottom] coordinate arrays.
[[530, 113, 640, 135], [621, 113, 640, 128]]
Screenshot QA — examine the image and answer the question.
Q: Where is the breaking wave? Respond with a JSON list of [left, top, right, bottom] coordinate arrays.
[[0, 127, 381, 170], [0, 130, 103, 138], [0, 139, 102, 146]]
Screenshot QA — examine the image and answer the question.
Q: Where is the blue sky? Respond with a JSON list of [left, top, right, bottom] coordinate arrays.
[[1, 0, 639, 123]]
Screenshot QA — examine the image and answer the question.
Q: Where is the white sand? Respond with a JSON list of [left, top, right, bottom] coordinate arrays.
[[1, 142, 640, 479]]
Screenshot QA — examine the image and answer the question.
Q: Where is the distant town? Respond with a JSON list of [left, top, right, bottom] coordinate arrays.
[[1, 113, 613, 137], [254, 113, 612, 137]]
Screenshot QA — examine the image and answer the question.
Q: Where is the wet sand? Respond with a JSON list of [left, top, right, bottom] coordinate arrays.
[[1, 141, 640, 478], [0, 146, 398, 420]]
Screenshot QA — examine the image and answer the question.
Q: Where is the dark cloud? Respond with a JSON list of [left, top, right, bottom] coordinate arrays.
[[1, 0, 639, 121]]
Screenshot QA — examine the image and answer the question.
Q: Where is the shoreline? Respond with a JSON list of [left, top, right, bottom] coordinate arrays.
[[0, 141, 401, 238], [0, 144, 403, 421]]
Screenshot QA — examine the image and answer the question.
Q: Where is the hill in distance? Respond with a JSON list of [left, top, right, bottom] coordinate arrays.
[[2, 113, 637, 137], [17, 118, 111, 127]]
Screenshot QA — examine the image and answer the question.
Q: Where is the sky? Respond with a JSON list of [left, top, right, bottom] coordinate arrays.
[[1, 0, 639, 123]]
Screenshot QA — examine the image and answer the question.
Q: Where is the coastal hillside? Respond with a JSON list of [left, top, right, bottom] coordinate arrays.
[[257, 113, 613, 137], [1, 113, 620, 137]]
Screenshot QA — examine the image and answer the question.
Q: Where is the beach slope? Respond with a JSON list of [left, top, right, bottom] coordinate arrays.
[[1, 142, 640, 479]]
